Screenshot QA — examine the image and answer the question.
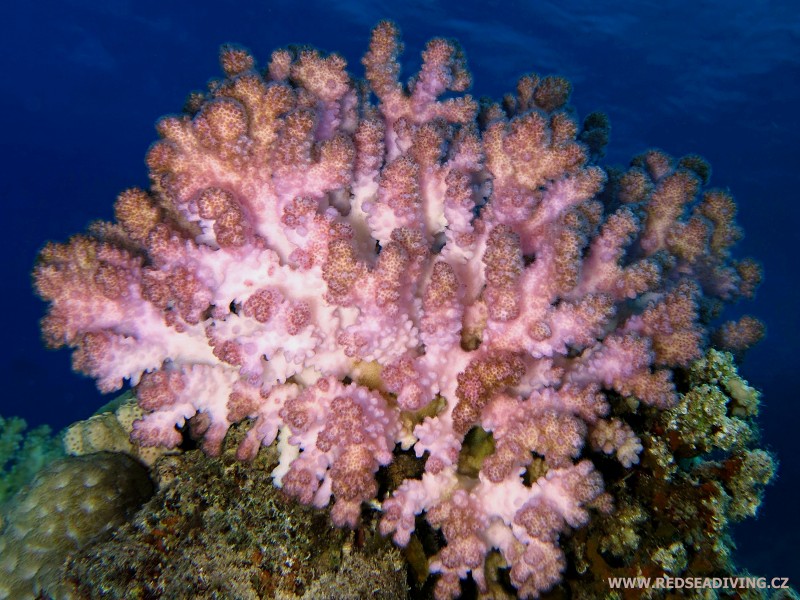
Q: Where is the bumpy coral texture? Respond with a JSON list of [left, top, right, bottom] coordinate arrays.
[[0, 454, 153, 600], [34, 22, 761, 599]]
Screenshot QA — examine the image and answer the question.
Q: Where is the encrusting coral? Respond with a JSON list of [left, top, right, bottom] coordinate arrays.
[[0, 453, 153, 600], [61, 423, 408, 600], [32, 21, 776, 598], [63, 391, 179, 466]]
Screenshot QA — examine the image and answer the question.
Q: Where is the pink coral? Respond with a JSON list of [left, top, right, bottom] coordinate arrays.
[[34, 22, 761, 599]]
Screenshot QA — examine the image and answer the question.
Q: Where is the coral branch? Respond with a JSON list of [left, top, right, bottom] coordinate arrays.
[[33, 22, 763, 599]]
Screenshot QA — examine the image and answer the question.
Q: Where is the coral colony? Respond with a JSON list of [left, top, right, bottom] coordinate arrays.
[[34, 22, 764, 599]]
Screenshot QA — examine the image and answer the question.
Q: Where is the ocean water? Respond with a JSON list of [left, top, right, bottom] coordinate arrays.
[[2, 0, 797, 591]]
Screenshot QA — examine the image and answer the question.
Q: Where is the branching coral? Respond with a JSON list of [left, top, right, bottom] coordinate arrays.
[[34, 22, 764, 598], [562, 350, 777, 599], [0, 415, 62, 504]]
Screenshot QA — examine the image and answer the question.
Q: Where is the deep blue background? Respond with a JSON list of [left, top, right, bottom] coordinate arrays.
[[2, 0, 797, 585]]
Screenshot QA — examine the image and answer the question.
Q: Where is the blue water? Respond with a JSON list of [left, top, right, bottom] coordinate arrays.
[[2, 0, 797, 586]]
